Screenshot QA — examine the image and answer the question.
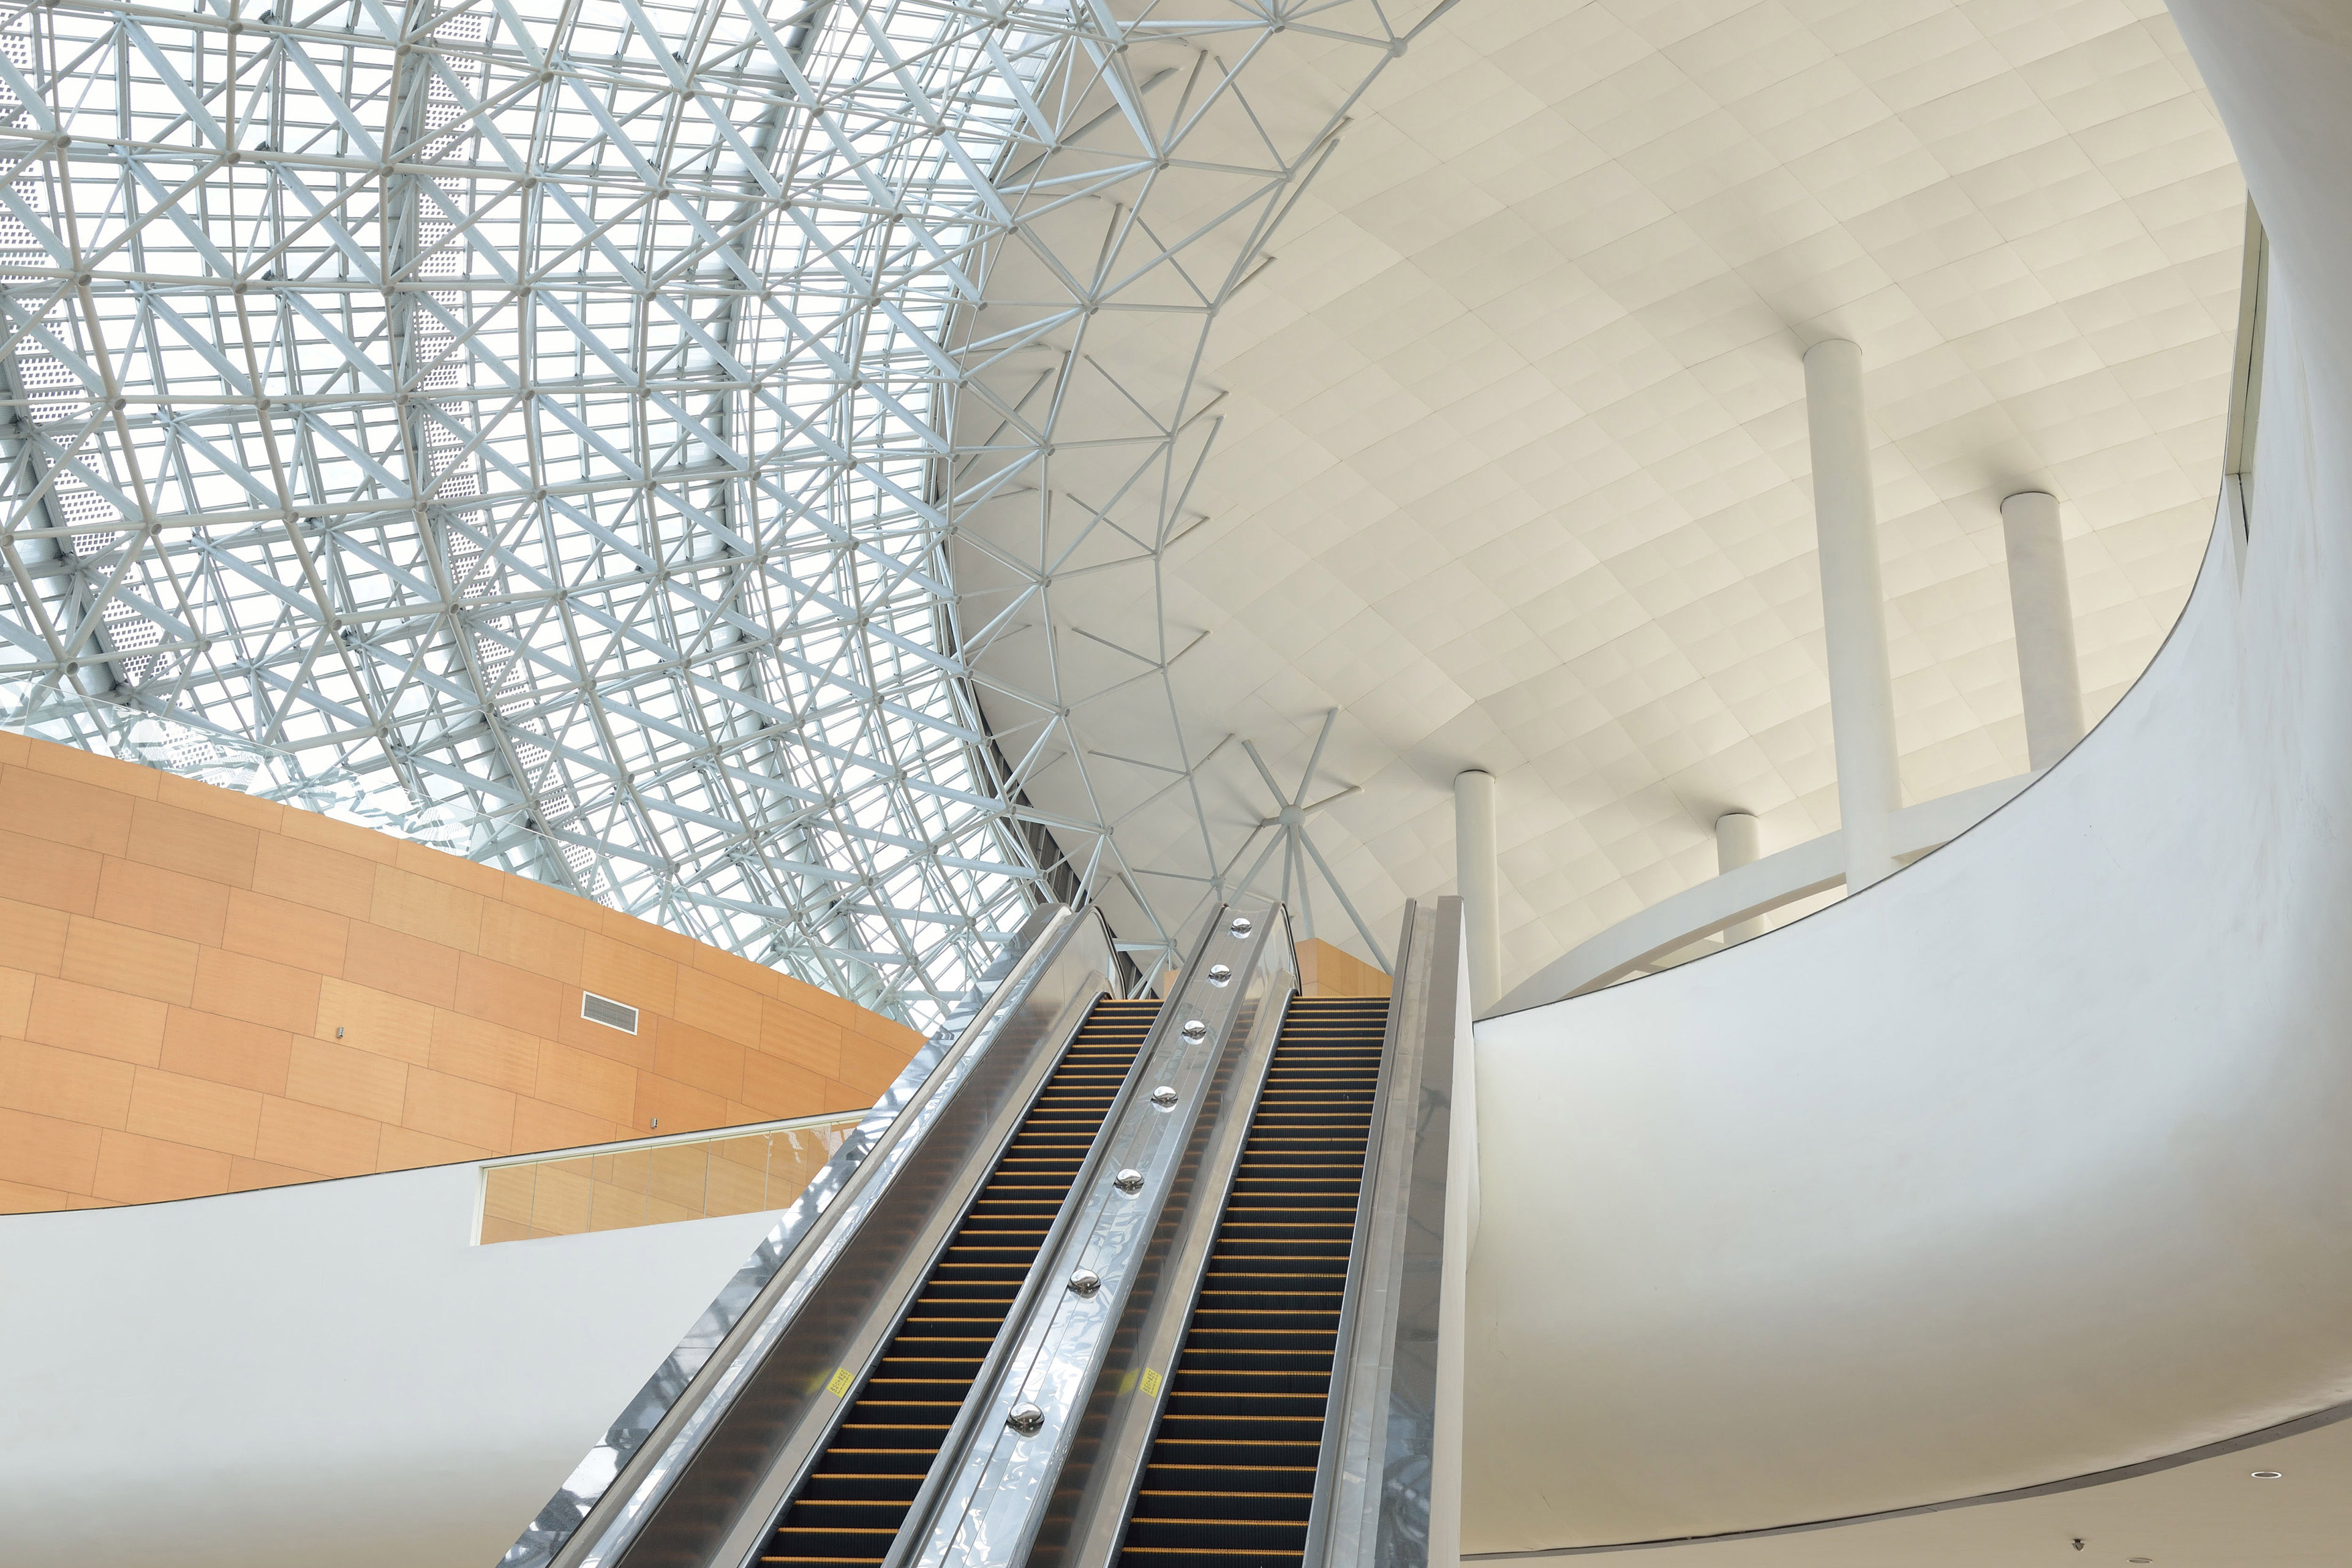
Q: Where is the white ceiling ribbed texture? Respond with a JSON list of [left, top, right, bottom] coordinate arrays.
[[956, 0, 2243, 990]]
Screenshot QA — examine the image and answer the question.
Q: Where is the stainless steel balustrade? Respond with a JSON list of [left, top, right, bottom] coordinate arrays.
[[505, 902, 1117, 1568], [1027, 908, 1306, 1568], [1016, 898, 1466, 1568], [888, 897, 1299, 1568]]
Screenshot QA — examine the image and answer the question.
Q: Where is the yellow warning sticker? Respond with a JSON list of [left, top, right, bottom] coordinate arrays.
[[1139, 1367, 1161, 1399], [826, 1366, 853, 1398]]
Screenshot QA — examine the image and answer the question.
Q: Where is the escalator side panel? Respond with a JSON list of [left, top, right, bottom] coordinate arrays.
[[1309, 899, 1468, 1568], [524, 908, 1083, 1568]]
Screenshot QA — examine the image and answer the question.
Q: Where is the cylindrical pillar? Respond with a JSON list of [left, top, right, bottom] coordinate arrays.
[[1454, 770, 1501, 1014], [1803, 339, 1902, 891], [2000, 491, 2086, 771], [1716, 812, 1763, 944]]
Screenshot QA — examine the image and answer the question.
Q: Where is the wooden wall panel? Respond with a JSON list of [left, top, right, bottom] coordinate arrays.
[[1296, 938, 1394, 1000], [0, 731, 928, 1211]]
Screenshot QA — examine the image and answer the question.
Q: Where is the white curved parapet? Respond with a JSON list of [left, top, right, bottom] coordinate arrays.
[[1460, 4, 2352, 1551], [1491, 774, 2037, 1012], [0, 1163, 788, 1568]]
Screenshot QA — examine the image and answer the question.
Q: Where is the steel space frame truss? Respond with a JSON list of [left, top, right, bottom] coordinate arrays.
[[0, 0, 1443, 1024], [941, 0, 1456, 989]]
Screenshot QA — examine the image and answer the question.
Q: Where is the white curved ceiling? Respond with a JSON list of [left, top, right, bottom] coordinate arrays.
[[954, 0, 2244, 989]]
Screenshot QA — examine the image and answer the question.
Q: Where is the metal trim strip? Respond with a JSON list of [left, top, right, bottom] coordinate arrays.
[[1463, 1397, 2352, 1559]]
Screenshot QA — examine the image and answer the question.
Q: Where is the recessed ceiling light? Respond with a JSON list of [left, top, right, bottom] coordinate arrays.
[[2252, 1470, 2284, 1479]]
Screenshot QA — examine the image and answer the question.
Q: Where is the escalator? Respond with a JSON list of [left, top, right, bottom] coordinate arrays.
[[764, 998, 1159, 1566], [520, 899, 1463, 1568], [1114, 997, 1388, 1568]]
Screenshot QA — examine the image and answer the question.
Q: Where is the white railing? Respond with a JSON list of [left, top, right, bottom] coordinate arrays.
[[1493, 772, 2038, 1012]]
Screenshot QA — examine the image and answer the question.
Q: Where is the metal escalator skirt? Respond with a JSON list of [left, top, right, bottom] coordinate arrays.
[[500, 903, 1099, 1568]]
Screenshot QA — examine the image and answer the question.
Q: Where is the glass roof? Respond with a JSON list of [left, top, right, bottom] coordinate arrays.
[[0, 0, 1068, 1028]]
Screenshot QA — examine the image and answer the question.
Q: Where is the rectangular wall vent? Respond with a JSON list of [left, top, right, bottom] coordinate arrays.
[[582, 991, 639, 1035]]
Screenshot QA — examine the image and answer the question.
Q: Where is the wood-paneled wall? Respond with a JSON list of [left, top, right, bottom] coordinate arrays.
[[0, 731, 925, 1212], [1296, 938, 1393, 1000]]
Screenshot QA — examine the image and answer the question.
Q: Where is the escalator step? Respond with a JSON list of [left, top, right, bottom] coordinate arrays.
[[757, 997, 1157, 1567], [1113, 996, 1385, 1568]]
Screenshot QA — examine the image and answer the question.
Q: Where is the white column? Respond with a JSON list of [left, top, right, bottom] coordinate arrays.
[[1716, 812, 1763, 943], [1803, 339, 1902, 891], [2000, 491, 2086, 772], [1454, 770, 1501, 1015]]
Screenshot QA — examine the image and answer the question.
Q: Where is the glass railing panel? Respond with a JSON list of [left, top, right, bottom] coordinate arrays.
[[477, 1112, 866, 1245], [533, 1157, 596, 1237], [649, 1142, 714, 1215], [481, 1163, 538, 1244], [704, 1139, 773, 1213]]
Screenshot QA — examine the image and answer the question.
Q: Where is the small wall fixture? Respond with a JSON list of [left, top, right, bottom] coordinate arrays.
[[2252, 1470, 2284, 1479], [582, 990, 639, 1033]]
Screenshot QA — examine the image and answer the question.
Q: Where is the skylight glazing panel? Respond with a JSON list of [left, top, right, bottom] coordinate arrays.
[[0, 0, 1073, 1030]]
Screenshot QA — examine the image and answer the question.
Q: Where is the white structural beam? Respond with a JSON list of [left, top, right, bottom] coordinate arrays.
[[1803, 339, 1902, 892], [1456, 769, 1502, 1013], [2002, 491, 2087, 771], [1715, 812, 1764, 944]]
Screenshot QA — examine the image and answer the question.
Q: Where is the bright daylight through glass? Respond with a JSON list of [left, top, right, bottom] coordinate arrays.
[[0, 0, 1066, 1026]]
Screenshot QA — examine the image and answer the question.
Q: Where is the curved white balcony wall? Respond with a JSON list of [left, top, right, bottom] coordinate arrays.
[[1463, 2, 2352, 1551], [0, 1164, 780, 1568]]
